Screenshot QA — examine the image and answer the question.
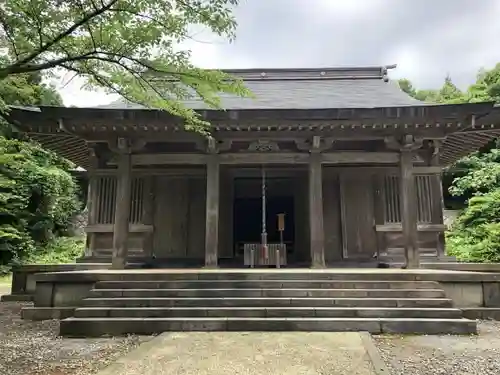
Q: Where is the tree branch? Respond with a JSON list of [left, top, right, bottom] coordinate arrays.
[[108, 7, 220, 44], [3, 52, 96, 75], [0, 10, 19, 58], [4, 0, 119, 71]]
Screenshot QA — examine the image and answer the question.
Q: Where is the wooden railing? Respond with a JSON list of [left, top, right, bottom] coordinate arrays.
[[243, 243, 287, 266]]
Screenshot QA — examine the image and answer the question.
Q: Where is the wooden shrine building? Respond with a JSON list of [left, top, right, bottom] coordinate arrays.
[[8, 65, 500, 269]]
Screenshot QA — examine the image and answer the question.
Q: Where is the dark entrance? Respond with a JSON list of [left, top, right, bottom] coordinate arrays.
[[232, 177, 295, 260]]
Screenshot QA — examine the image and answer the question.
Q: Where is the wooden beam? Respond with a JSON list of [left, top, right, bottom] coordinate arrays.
[[309, 152, 325, 267], [94, 168, 206, 176], [375, 223, 446, 232], [125, 152, 419, 166], [85, 224, 154, 233], [129, 153, 208, 165], [322, 152, 399, 164], [325, 166, 442, 175], [204, 155, 220, 267]]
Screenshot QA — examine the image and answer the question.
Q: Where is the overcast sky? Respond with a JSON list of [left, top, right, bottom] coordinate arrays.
[[59, 0, 500, 106]]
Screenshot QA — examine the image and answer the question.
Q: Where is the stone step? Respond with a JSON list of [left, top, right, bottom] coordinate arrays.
[[88, 288, 446, 299], [81, 297, 453, 308], [461, 308, 500, 320], [85, 272, 445, 281], [59, 317, 477, 337], [94, 280, 442, 290], [74, 306, 464, 319], [1, 294, 33, 302]]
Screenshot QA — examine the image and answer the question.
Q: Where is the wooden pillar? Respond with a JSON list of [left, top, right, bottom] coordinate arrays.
[[205, 154, 220, 267], [309, 150, 326, 268], [85, 148, 99, 258], [84, 175, 97, 257], [399, 146, 419, 268], [111, 144, 132, 269], [430, 141, 446, 258]]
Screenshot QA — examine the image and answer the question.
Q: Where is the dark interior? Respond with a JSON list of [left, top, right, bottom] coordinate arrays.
[[233, 195, 295, 255]]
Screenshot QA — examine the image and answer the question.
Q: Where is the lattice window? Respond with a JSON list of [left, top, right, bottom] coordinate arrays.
[[92, 176, 145, 224], [130, 178, 144, 224], [415, 175, 433, 223], [383, 174, 433, 224], [383, 175, 401, 223]]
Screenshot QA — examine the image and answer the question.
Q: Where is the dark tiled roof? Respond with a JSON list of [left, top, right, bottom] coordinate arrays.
[[99, 66, 423, 110]]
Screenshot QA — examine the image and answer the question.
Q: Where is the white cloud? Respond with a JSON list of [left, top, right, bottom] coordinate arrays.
[[57, 76, 114, 107]]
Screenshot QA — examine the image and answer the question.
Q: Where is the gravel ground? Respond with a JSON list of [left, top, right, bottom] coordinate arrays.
[[0, 301, 152, 375], [375, 321, 500, 375]]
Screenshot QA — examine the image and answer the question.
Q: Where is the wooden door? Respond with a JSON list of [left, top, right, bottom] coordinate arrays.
[[339, 172, 377, 259], [153, 176, 189, 258]]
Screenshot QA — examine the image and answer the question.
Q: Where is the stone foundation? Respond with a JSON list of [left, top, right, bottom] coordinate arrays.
[[1, 263, 111, 302]]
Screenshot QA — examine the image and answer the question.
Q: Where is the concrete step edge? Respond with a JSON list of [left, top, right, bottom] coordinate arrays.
[[90, 288, 445, 292], [76, 306, 462, 311], [461, 307, 500, 320], [82, 297, 452, 301], [60, 317, 477, 336], [73, 306, 464, 318], [94, 280, 441, 284], [62, 317, 475, 322]]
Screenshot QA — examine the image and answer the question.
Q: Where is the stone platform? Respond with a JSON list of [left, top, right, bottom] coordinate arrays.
[[18, 268, 500, 337]]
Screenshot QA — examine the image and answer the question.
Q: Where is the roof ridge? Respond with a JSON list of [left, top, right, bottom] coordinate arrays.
[[220, 65, 396, 81]]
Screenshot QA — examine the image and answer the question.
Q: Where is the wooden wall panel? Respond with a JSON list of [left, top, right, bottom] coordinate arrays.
[[339, 172, 377, 259], [322, 169, 342, 262], [384, 232, 438, 250], [142, 176, 155, 257], [187, 177, 206, 259], [92, 233, 144, 257], [153, 176, 189, 258], [218, 168, 234, 258]]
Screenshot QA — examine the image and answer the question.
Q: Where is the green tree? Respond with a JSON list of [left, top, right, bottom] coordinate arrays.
[[398, 78, 416, 97], [0, 65, 78, 272], [0, 137, 81, 267], [434, 76, 465, 103], [0, 0, 249, 132], [0, 72, 62, 107], [398, 75, 464, 103]]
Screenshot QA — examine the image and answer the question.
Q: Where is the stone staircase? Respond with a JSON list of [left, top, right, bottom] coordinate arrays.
[[59, 271, 476, 337]]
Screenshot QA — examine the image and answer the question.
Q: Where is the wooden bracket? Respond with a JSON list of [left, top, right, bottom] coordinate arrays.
[[431, 139, 444, 156], [429, 138, 445, 165], [384, 135, 423, 152], [207, 137, 217, 154], [295, 136, 334, 153], [58, 118, 79, 137], [108, 137, 146, 154], [87, 143, 99, 169], [312, 135, 321, 150], [200, 138, 232, 154]]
